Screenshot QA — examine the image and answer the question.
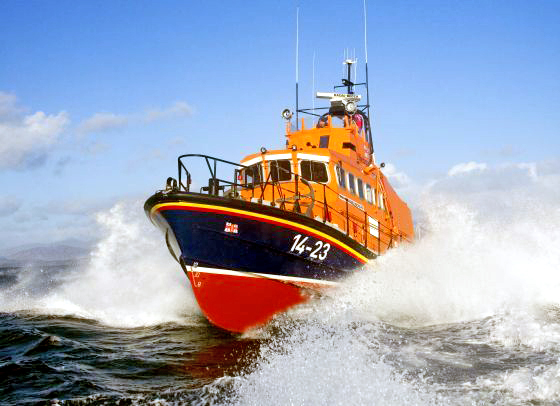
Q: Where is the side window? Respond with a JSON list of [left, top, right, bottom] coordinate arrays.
[[357, 178, 365, 200], [348, 173, 356, 195], [300, 160, 328, 183], [336, 165, 346, 189], [365, 184, 373, 204], [270, 160, 291, 182], [368, 216, 379, 238], [379, 192, 385, 210], [245, 163, 263, 186]]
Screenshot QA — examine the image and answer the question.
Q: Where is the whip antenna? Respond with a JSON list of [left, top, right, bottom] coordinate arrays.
[[295, 7, 300, 130], [364, 0, 368, 65], [312, 51, 316, 111], [363, 0, 374, 155]]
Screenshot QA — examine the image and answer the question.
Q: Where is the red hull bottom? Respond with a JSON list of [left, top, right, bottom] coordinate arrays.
[[187, 267, 321, 333]]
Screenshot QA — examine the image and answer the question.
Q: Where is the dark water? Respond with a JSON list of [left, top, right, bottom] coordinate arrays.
[[0, 262, 251, 405], [2, 196, 560, 405], [2, 261, 560, 405], [0, 310, 258, 405]]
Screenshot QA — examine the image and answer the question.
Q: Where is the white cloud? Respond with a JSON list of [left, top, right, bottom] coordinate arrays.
[[145, 101, 193, 122], [77, 101, 193, 135], [0, 196, 113, 248], [0, 93, 69, 170], [0, 92, 25, 119], [435, 162, 521, 195], [0, 196, 22, 217], [515, 162, 537, 181], [77, 112, 128, 134], [382, 162, 411, 188], [447, 161, 487, 176], [422, 160, 560, 226], [436, 161, 548, 195], [38, 197, 111, 216]]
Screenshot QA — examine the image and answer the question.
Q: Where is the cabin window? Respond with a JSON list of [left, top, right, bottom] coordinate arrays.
[[348, 173, 356, 195], [357, 178, 365, 200], [245, 163, 263, 186], [336, 165, 346, 189], [300, 160, 328, 183], [342, 142, 356, 151], [269, 159, 291, 182], [365, 184, 373, 204]]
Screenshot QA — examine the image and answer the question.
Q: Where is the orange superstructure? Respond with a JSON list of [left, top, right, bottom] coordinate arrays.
[[238, 111, 413, 256]]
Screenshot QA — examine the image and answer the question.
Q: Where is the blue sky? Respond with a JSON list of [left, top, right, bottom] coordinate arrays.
[[1, 0, 559, 248]]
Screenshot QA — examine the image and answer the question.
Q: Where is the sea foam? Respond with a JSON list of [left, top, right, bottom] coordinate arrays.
[[1, 200, 198, 327], [224, 161, 560, 405]]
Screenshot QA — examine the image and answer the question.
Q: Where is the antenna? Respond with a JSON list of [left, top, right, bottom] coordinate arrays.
[[353, 48, 357, 84], [364, 1, 368, 65], [342, 49, 346, 78], [363, 0, 374, 156], [312, 51, 316, 111], [295, 7, 300, 130]]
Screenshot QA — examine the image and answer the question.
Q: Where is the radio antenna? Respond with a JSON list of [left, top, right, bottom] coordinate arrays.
[[363, 0, 374, 155], [364, 1, 368, 65], [353, 48, 357, 84], [295, 7, 300, 130], [312, 51, 316, 111]]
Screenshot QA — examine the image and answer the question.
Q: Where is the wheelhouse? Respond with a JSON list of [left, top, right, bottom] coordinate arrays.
[[171, 59, 413, 257]]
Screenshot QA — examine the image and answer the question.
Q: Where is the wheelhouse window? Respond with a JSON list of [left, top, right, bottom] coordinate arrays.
[[348, 173, 356, 195], [365, 184, 374, 204], [300, 160, 328, 183], [357, 178, 365, 200], [336, 165, 346, 189], [269, 159, 291, 182], [244, 163, 263, 186]]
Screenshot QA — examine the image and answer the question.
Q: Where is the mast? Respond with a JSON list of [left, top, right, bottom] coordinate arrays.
[[295, 7, 299, 130], [312, 51, 316, 111], [342, 58, 356, 94], [287, 0, 375, 145], [363, 0, 374, 156]]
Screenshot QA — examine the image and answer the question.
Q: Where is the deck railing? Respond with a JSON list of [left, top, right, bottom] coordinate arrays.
[[174, 154, 400, 253]]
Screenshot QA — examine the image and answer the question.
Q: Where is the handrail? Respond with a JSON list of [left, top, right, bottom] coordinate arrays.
[[173, 153, 407, 253], [178, 154, 249, 193]]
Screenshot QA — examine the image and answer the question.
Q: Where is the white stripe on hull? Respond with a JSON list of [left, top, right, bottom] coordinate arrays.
[[186, 265, 339, 286]]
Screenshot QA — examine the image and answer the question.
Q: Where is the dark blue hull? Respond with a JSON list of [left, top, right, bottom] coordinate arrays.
[[145, 192, 375, 285]]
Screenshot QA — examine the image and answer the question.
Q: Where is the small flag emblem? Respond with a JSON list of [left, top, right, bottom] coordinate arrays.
[[224, 222, 239, 233]]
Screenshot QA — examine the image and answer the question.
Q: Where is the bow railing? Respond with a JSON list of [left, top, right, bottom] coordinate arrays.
[[173, 154, 400, 253]]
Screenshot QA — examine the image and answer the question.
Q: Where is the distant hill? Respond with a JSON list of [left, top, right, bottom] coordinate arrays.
[[1, 238, 93, 256], [5, 245, 91, 262]]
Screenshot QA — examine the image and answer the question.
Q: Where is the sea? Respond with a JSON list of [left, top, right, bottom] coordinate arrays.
[[1, 174, 560, 405]]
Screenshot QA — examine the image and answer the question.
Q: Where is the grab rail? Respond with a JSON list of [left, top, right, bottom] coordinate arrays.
[[173, 154, 405, 253]]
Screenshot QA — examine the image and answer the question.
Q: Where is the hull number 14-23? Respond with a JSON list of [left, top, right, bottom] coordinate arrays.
[[290, 234, 331, 260]]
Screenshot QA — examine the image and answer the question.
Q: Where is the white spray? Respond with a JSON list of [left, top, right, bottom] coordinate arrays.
[[224, 161, 560, 405], [1, 200, 198, 327]]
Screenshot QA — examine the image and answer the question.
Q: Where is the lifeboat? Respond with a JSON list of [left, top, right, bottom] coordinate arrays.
[[144, 58, 414, 333]]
